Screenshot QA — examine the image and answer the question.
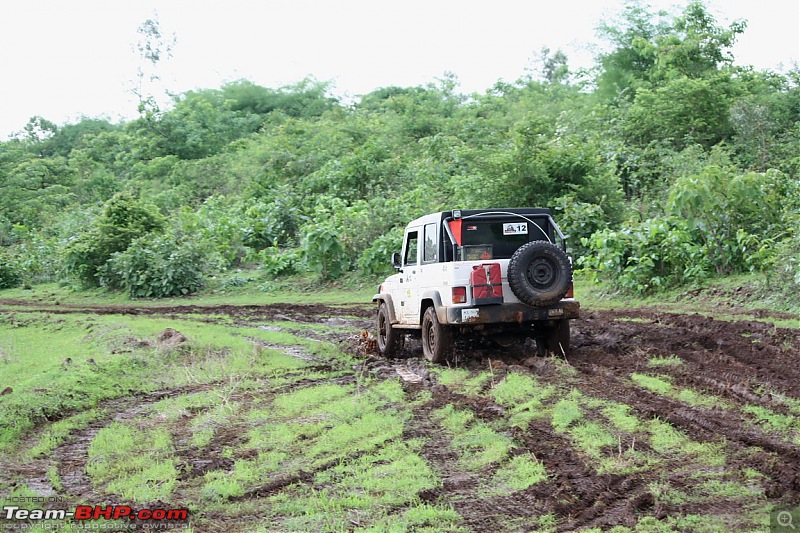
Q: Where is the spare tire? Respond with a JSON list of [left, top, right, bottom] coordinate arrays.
[[508, 240, 572, 307]]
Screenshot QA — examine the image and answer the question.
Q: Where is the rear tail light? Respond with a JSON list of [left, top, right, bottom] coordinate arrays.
[[565, 283, 574, 299], [452, 286, 467, 304]]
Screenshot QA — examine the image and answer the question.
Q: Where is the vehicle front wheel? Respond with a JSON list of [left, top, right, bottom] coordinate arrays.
[[377, 302, 404, 357], [421, 307, 453, 363]]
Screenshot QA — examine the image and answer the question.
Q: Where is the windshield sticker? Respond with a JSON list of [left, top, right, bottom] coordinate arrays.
[[503, 223, 528, 235], [466, 225, 478, 231]]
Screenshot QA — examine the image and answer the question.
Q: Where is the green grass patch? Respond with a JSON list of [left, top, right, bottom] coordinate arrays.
[[87, 421, 177, 503], [551, 392, 583, 432], [602, 402, 641, 433], [0, 347, 159, 450], [631, 373, 674, 395], [570, 421, 618, 457], [647, 355, 685, 368], [485, 454, 547, 495], [207, 381, 411, 502], [436, 368, 492, 396], [433, 404, 514, 470], [646, 418, 727, 467], [267, 440, 449, 532], [631, 373, 727, 409], [362, 503, 466, 533], [567, 419, 654, 476], [147, 391, 221, 422], [693, 478, 763, 500], [202, 450, 287, 501], [189, 403, 238, 449], [490, 373, 556, 428], [742, 404, 800, 444]]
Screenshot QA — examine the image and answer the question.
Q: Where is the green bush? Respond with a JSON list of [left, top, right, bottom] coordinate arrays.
[[0, 255, 22, 289], [300, 223, 350, 280], [65, 193, 165, 286], [768, 214, 800, 296], [102, 233, 206, 298], [580, 217, 711, 294], [259, 246, 300, 277], [358, 228, 403, 276], [667, 166, 785, 275], [244, 192, 301, 248], [553, 195, 611, 258]]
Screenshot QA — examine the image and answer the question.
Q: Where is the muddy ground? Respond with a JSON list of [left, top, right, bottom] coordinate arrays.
[[2, 299, 799, 531]]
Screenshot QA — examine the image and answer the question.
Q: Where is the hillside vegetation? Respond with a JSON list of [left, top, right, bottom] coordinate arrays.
[[1, 1, 798, 300]]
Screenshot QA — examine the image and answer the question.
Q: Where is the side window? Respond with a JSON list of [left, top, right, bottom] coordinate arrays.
[[404, 231, 419, 266], [423, 223, 437, 263]]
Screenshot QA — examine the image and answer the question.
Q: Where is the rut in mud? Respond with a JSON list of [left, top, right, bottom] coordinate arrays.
[[2, 300, 799, 531], [371, 307, 800, 530]]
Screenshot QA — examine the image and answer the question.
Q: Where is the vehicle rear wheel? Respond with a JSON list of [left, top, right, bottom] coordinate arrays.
[[422, 307, 453, 363], [377, 302, 404, 357], [535, 320, 571, 356], [508, 241, 572, 307]]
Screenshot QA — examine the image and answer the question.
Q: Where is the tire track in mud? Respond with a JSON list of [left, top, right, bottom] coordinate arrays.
[[4, 301, 371, 513], [55, 384, 219, 502], [569, 310, 800, 502], [0, 299, 373, 324], [6, 299, 799, 529], [402, 373, 653, 531], [51, 365, 360, 504], [388, 308, 799, 529]]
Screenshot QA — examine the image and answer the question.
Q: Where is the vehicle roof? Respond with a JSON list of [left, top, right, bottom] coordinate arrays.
[[405, 208, 552, 228]]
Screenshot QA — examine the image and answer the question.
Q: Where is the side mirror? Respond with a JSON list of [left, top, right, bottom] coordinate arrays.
[[391, 252, 402, 270]]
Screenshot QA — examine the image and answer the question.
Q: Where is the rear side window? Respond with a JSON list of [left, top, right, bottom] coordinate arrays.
[[423, 223, 437, 263]]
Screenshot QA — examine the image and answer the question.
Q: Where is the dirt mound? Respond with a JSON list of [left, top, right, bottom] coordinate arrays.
[[157, 328, 189, 347]]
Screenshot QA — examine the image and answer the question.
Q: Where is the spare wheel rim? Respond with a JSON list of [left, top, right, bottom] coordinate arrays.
[[526, 257, 557, 289]]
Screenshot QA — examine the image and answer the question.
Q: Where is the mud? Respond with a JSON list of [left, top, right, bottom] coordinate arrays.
[[0, 299, 372, 324], [3, 300, 799, 531], [391, 307, 800, 530]]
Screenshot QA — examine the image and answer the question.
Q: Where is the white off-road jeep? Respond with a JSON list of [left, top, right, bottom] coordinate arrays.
[[373, 208, 580, 362]]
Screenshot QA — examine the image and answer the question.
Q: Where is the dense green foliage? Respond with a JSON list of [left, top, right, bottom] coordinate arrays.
[[1, 1, 798, 297]]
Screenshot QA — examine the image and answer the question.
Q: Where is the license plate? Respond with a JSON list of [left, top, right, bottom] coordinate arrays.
[[462, 309, 480, 321], [548, 308, 565, 317]]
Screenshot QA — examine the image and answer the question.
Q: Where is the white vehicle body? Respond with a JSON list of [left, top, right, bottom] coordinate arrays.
[[374, 209, 580, 362]]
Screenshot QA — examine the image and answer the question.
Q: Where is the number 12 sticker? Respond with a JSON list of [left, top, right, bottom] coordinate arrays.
[[503, 223, 528, 235]]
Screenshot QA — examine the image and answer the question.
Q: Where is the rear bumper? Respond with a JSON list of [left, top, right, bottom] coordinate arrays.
[[444, 299, 580, 325]]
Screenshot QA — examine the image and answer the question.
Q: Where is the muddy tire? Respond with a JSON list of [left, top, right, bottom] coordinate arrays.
[[508, 241, 572, 307], [377, 302, 404, 357], [547, 319, 570, 356], [534, 320, 570, 356], [422, 307, 453, 363]]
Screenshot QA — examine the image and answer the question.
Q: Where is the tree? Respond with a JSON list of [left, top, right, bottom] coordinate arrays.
[[622, 74, 734, 150], [652, 2, 745, 81], [595, 0, 667, 98], [537, 47, 570, 85], [132, 15, 177, 120], [595, 1, 745, 98]]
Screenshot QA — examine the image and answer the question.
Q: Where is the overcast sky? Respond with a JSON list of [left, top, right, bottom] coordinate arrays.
[[1, 0, 798, 139]]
